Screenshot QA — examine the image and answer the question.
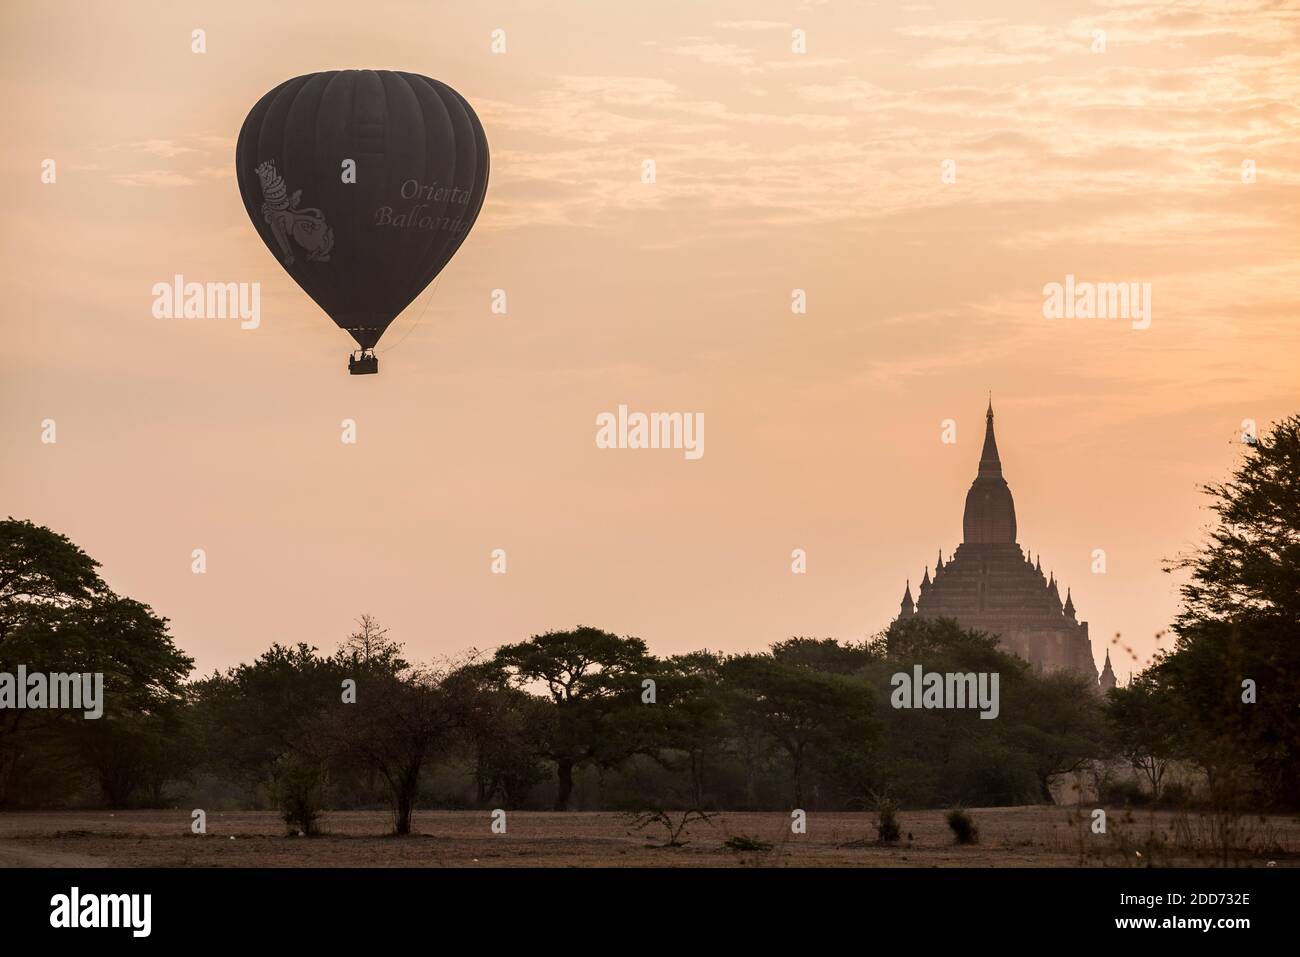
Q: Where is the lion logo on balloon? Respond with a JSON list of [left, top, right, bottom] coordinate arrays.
[[255, 160, 335, 265]]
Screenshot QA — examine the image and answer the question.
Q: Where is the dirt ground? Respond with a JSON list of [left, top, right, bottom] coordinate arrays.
[[0, 806, 1295, 868]]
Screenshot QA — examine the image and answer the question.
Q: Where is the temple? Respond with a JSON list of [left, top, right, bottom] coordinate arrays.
[[893, 400, 1103, 687]]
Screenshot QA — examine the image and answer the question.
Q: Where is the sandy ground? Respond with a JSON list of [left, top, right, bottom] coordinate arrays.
[[0, 806, 1295, 868]]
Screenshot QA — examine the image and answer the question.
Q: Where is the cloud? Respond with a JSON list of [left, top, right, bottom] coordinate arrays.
[[111, 170, 197, 187], [896, 19, 1087, 69], [671, 41, 761, 72], [101, 139, 198, 158], [714, 20, 789, 31], [93, 131, 238, 188]]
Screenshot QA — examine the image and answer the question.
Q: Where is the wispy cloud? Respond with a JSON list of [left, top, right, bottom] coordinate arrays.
[[111, 170, 197, 187], [100, 139, 198, 159], [95, 132, 236, 188]]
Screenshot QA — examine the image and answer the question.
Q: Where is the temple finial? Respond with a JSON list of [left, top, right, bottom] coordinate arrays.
[[978, 397, 1002, 477], [899, 580, 915, 617]]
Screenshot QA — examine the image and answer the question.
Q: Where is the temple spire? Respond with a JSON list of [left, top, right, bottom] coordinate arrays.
[[899, 580, 915, 617], [962, 397, 1017, 543], [978, 397, 1002, 478], [1099, 650, 1117, 692]]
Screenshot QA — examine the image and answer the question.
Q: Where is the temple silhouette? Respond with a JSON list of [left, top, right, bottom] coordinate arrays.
[[893, 400, 1114, 691]]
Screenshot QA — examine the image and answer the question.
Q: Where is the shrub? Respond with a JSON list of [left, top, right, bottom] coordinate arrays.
[[624, 809, 715, 847], [946, 807, 979, 844], [1157, 781, 1192, 808], [724, 834, 774, 852], [268, 753, 327, 836], [1099, 778, 1151, 807], [876, 798, 902, 843]]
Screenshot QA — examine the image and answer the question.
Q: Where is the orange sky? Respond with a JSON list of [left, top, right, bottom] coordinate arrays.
[[3, 0, 1298, 676]]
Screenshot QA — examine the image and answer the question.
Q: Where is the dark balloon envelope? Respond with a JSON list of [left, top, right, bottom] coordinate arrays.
[[235, 70, 489, 362]]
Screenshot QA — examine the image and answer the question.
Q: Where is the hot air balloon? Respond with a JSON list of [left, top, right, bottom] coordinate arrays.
[[236, 70, 489, 374]]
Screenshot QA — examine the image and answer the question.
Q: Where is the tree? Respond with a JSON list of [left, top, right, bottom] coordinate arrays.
[[1172, 414, 1300, 628], [872, 617, 1090, 808], [334, 663, 468, 835], [0, 518, 106, 640], [66, 598, 194, 806], [340, 614, 408, 673], [722, 653, 877, 808], [335, 615, 409, 801], [491, 626, 653, 810], [452, 663, 549, 808], [1156, 414, 1300, 807], [192, 643, 340, 789], [1009, 670, 1105, 804], [0, 519, 191, 806], [1105, 672, 1181, 800], [770, 637, 872, 675], [656, 651, 729, 807]]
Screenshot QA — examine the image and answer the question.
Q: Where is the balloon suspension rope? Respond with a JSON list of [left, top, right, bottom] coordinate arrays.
[[377, 277, 441, 355]]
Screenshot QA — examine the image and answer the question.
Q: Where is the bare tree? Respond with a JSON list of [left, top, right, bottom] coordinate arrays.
[[341, 614, 406, 670]]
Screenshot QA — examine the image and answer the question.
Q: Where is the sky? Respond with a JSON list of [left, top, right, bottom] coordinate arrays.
[[2, 0, 1298, 677]]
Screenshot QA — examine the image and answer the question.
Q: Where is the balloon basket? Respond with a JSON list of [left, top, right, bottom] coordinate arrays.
[[348, 351, 379, 375]]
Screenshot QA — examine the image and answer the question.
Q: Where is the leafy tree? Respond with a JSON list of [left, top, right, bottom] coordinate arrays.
[[871, 617, 1106, 807], [334, 663, 469, 834], [452, 664, 549, 808], [873, 617, 1031, 806], [1105, 672, 1181, 800], [268, 751, 328, 835], [1008, 669, 1104, 804], [0, 518, 106, 639], [771, 637, 872, 675], [656, 651, 729, 807], [0, 519, 191, 806], [491, 626, 653, 810], [334, 615, 409, 801], [1155, 414, 1300, 807], [1173, 414, 1300, 627], [722, 653, 877, 808], [192, 643, 340, 788]]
